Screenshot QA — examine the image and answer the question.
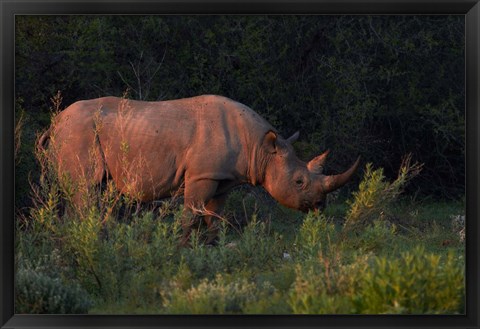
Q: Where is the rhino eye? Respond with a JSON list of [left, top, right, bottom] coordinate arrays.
[[295, 179, 303, 186]]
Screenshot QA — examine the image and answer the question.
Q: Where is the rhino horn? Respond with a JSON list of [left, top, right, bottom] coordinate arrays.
[[286, 131, 300, 144], [307, 149, 330, 174], [322, 156, 361, 193]]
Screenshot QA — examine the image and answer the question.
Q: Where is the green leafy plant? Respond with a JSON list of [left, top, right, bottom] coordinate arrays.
[[294, 211, 337, 261], [162, 274, 275, 314], [289, 247, 464, 314], [16, 259, 92, 314], [354, 247, 465, 314], [345, 155, 422, 230]]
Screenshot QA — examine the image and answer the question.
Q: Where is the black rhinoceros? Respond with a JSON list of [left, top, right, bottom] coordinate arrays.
[[38, 95, 360, 244]]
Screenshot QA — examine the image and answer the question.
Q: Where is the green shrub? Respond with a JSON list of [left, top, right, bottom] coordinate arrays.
[[182, 216, 282, 278], [255, 265, 296, 292], [344, 219, 397, 254], [345, 155, 422, 229], [181, 234, 227, 278], [162, 274, 275, 314], [81, 210, 183, 302], [294, 211, 337, 261], [16, 262, 92, 314], [224, 189, 258, 228], [224, 187, 279, 229], [289, 253, 362, 314], [62, 207, 103, 294], [288, 247, 464, 314], [234, 215, 283, 270], [354, 247, 465, 314], [242, 289, 291, 314]]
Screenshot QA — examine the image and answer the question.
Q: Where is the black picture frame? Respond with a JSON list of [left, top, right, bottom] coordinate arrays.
[[1, 0, 479, 328]]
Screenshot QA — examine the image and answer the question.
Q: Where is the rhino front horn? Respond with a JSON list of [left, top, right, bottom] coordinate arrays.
[[322, 156, 361, 193]]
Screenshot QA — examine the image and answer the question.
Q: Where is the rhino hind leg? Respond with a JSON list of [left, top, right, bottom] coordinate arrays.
[[65, 138, 107, 211]]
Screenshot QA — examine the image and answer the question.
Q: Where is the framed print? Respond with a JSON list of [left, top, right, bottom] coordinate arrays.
[[1, 0, 479, 328]]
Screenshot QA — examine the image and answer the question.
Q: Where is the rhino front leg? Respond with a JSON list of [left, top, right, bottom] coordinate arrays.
[[203, 193, 228, 245], [181, 179, 219, 246]]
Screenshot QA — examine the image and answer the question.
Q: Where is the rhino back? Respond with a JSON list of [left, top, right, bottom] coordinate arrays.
[[93, 95, 273, 200], [178, 95, 273, 181]]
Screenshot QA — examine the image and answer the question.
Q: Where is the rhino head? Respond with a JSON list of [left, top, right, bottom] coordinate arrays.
[[261, 131, 360, 213]]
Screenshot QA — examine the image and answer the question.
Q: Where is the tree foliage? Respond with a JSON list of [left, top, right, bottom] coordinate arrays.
[[15, 15, 465, 206]]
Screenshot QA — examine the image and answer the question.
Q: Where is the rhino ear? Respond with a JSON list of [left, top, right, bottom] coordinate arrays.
[[263, 131, 278, 154], [286, 131, 300, 144], [307, 149, 330, 174]]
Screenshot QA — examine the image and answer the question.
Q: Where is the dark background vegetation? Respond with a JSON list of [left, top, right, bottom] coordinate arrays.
[[15, 15, 465, 208]]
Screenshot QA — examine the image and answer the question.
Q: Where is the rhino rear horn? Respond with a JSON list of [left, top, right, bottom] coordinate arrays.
[[322, 156, 361, 193], [286, 131, 300, 144], [307, 149, 330, 174]]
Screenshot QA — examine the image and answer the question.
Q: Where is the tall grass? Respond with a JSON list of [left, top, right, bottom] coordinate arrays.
[[15, 102, 464, 314]]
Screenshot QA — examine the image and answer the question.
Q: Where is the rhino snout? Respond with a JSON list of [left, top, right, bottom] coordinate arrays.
[[299, 199, 325, 213], [314, 200, 326, 212]]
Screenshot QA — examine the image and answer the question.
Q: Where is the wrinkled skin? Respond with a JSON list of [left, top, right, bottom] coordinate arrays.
[[38, 95, 360, 245]]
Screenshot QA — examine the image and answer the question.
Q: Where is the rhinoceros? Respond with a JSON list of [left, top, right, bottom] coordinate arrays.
[[38, 95, 360, 244]]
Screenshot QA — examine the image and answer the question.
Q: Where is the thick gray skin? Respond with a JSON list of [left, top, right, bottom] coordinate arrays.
[[40, 95, 359, 244]]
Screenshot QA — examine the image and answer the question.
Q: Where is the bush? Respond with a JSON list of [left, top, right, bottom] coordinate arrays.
[[224, 187, 279, 229], [16, 261, 92, 314], [71, 209, 183, 303], [288, 247, 464, 314], [294, 211, 337, 261], [182, 215, 283, 278], [63, 207, 103, 293], [289, 252, 363, 314], [354, 247, 465, 314], [162, 274, 275, 314], [344, 219, 397, 254], [345, 155, 422, 229], [234, 216, 283, 269]]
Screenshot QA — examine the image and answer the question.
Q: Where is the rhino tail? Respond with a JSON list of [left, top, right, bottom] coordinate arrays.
[[36, 127, 51, 156]]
